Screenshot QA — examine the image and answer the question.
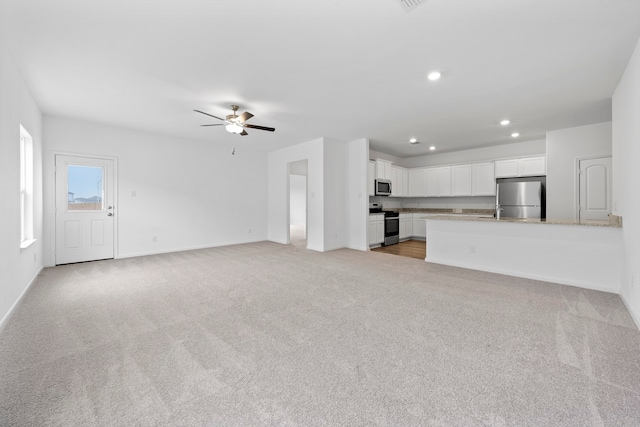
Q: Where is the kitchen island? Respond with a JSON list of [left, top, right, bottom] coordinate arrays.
[[424, 215, 622, 293]]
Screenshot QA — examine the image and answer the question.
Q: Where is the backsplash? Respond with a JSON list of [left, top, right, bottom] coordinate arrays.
[[370, 196, 495, 210]]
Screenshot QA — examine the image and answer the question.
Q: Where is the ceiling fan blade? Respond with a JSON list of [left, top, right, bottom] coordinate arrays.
[[194, 109, 225, 121], [200, 124, 225, 127], [240, 130, 249, 136], [238, 111, 254, 123], [245, 124, 275, 132]]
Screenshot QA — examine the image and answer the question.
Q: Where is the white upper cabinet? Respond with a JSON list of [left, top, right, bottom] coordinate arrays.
[[451, 164, 472, 196], [402, 167, 408, 197], [408, 168, 427, 197], [495, 156, 546, 178], [471, 162, 496, 196], [436, 167, 452, 197], [425, 168, 438, 197], [520, 156, 546, 176], [390, 166, 408, 197], [425, 166, 451, 197], [494, 159, 519, 177], [375, 159, 393, 180], [368, 161, 375, 196]]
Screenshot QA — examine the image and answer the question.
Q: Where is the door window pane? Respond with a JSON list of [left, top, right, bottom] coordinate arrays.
[[68, 165, 104, 211]]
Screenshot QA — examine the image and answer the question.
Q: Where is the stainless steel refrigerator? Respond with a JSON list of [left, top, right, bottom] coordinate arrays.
[[496, 177, 545, 219]]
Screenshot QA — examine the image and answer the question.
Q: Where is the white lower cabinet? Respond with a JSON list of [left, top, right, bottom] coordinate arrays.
[[368, 214, 385, 246], [399, 213, 413, 240], [412, 214, 427, 239]]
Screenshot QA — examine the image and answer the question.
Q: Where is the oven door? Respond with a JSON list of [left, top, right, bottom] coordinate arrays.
[[384, 217, 399, 246]]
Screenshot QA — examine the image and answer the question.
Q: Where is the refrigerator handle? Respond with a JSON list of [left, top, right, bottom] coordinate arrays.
[[495, 183, 500, 219]]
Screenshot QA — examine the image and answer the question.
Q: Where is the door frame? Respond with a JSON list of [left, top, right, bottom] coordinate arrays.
[[574, 154, 612, 221], [287, 159, 308, 246], [50, 151, 119, 264]]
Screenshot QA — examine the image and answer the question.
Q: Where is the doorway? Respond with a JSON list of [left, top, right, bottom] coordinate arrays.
[[55, 155, 116, 264], [288, 160, 308, 246], [578, 156, 612, 222]]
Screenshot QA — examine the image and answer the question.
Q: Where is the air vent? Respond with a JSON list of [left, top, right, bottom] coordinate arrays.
[[397, 0, 429, 12]]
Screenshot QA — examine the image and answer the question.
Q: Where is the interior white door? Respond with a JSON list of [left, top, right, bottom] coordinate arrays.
[[55, 155, 115, 264], [579, 156, 612, 222]]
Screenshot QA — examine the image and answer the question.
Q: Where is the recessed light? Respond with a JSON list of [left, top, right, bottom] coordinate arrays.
[[500, 119, 510, 126], [427, 71, 441, 81], [429, 146, 436, 150], [511, 132, 520, 138], [409, 138, 418, 144]]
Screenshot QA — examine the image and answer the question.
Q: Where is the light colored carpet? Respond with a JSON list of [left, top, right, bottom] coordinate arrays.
[[1, 241, 639, 426]]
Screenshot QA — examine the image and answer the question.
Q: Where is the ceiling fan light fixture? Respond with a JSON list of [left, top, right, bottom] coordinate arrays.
[[409, 138, 419, 144], [226, 123, 244, 134], [427, 71, 442, 81]]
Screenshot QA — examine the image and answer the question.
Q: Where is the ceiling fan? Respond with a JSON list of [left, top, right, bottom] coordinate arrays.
[[194, 105, 275, 136]]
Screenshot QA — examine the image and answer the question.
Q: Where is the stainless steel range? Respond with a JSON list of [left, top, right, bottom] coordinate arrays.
[[383, 211, 399, 246], [369, 203, 399, 246]]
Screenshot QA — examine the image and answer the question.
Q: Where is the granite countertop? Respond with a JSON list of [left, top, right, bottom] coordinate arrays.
[[420, 214, 623, 228], [394, 208, 495, 215]]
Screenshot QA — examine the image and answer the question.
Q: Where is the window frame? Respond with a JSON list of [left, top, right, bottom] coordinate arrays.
[[20, 125, 35, 249]]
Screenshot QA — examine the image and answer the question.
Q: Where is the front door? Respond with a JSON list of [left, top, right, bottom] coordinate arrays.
[[55, 155, 115, 264], [578, 156, 612, 222]]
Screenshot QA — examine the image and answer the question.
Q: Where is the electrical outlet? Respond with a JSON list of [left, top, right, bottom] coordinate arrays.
[[152, 236, 157, 243], [632, 275, 636, 290], [33, 254, 36, 262], [470, 246, 476, 254], [248, 228, 252, 234]]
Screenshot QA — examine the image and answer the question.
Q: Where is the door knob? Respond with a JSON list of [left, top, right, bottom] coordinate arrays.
[[107, 213, 113, 216]]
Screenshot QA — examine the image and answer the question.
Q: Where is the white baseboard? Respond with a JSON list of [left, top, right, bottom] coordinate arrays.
[[426, 257, 619, 295], [117, 238, 268, 259], [0, 267, 43, 334], [620, 293, 640, 331]]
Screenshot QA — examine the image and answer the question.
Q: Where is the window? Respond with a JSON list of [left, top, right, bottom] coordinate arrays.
[[20, 125, 34, 248], [67, 165, 104, 211]]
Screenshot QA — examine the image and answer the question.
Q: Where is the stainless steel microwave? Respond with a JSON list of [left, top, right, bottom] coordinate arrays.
[[375, 179, 392, 196]]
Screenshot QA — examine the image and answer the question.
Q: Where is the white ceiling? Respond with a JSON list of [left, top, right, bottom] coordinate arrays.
[[2, 0, 640, 157]]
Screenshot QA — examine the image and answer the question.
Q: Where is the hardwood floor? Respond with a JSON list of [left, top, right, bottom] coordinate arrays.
[[370, 239, 426, 260]]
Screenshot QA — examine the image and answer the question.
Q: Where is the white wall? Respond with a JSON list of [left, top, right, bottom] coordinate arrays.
[[345, 138, 369, 251], [546, 122, 612, 220], [268, 138, 325, 250], [289, 174, 306, 225], [268, 137, 368, 252], [0, 43, 44, 328], [400, 139, 546, 168], [612, 36, 640, 327], [323, 139, 346, 251], [43, 116, 268, 262], [427, 219, 621, 294], [369, 149, 402, 164]]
